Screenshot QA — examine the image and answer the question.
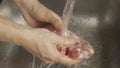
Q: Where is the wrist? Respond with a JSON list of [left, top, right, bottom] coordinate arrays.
[[0, 16, 33, 47], [10, 28, 31, 46], [0, 28, 30, 46]]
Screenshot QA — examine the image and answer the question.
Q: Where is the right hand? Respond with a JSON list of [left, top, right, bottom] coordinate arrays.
[[13, 0, 63, 32], [21, 28, 79, 66]]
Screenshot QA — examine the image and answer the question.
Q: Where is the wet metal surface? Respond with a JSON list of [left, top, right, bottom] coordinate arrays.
[[0, 0, 120, 68]]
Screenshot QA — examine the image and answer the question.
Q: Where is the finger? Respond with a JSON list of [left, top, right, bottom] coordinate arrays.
[[49, 10, 63, 31], [52, 52, 79, 66], [57, 55, 79, 66], [50, 47, 79, 66], [35, 52, 52, 64], [28, 47, 52, 64]]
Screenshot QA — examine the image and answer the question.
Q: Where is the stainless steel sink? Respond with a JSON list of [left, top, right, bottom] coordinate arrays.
[[0, 0, 120, 68]]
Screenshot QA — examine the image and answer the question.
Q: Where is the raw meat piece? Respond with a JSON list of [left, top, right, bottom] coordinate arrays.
[[57, 31, 94, 60]]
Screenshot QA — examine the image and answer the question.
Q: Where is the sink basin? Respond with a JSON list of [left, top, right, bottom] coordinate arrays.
[[0, 0, 120, 68]]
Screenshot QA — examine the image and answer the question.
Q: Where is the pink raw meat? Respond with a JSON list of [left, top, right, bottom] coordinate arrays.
[[57, 31, 94, 60]]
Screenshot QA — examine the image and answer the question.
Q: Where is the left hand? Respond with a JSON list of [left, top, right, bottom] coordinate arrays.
[[20, 28, 79, 66], [13, 0, 63, 32]]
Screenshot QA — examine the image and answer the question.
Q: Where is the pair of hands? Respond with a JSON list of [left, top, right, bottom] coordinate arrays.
[[13, 0, 79, 66]]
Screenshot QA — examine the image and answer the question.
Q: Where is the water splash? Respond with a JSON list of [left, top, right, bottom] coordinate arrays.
[[31, 55, 36, 68], [3, 44, 16, 60], [46, 63, 54, 68]]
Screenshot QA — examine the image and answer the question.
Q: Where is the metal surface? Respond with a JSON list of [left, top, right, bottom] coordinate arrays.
[[0, 0, 120, 68]]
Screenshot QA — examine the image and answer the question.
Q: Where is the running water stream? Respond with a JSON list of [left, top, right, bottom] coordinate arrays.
[[62, 0, 75, 36]]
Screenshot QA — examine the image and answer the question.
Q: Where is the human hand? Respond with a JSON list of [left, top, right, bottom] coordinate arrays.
[[21, 28, 79, 66], [13, 0, 63, 32], [0, 16, 78, 66]]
